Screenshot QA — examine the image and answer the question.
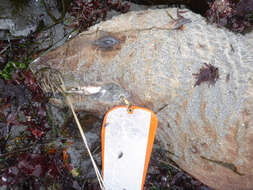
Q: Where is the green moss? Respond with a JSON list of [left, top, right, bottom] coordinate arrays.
[[0, 61, 26, 80]]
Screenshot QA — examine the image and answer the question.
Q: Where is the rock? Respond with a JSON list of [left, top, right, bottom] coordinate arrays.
[[30, 8, 253, 190], [0, 0, 71, 48], [0, 0, 41, 38]]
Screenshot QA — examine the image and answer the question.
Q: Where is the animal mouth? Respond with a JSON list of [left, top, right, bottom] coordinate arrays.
[[66, 85, 103, 95], [65, 83, 130, 105]]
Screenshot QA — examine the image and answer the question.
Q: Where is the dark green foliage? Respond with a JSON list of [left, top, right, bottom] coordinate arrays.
[[0, 61, 26, 80]]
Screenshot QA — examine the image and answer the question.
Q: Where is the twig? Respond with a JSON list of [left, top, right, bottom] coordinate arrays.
[[158, 159, 181, 171], [42, 0, 66, 23], [34, 68, 106, 190], [0, 44, 10, 55]]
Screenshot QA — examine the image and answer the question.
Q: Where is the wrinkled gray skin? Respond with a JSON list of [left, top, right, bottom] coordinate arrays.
[[31, 8, 253, 190]]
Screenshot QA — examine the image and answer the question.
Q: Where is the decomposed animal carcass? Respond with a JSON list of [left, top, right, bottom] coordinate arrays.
[[31, 8, 253, 190]]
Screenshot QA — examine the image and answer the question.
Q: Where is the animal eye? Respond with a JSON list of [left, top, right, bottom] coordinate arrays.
[[94, 36, 120, 48]]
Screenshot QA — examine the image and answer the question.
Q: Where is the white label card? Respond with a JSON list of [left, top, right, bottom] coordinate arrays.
[[102, 106, 158, 190]]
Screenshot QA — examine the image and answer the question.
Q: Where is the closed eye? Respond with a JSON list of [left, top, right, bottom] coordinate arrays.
[[94, 36, 120, 49]]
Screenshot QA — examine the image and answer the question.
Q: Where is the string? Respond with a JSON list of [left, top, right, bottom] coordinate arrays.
[[34, 68, 106, 190]]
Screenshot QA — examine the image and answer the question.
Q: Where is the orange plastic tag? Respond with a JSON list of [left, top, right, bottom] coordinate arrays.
[[101, 105, 158, 190]]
